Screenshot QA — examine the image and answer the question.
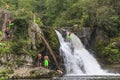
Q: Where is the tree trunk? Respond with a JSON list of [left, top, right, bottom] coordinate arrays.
[[38, 34, 59, 69]]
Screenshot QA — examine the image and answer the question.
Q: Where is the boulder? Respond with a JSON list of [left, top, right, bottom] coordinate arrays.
[[11, 67, 59, 79]]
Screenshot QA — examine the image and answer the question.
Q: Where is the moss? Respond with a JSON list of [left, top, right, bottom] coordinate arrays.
[[0, 69, 12, 74], [40, 27, 59, 53], [49, 29, 59, 50], [0, 68, 14, 80], [0, 41, 12, 54], [93, 37, 107, 57], [4, 61, 13, 67], [10, 19, 30, 55], [11, 39, 29, 55], [15, 60, 24, 67], [28, 50, 37, 62], [13, 19, 29, 40], [101, 37, 120, 63]]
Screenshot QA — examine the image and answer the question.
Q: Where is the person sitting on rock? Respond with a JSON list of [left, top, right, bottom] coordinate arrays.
[[44, 55, 49, 68], [36, 52, 42, 67]]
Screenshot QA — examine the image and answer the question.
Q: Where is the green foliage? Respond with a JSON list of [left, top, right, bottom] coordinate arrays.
[[49, 30, 59, 50], [0, 68, 13, 80], [13, 19, 29, 39], [0, 68, 14, 74], [2, 0, 120, 33], [99, 37, 120, 63], [11, 39, 29, 55], [13, 9, 32, 20], [102, 45, 120, 63], [1, 0, 120, 64], [11, 19, 29, 55], [36, 18, 44, 27], [43, 28, 59, 51], [94, 35, 120, 64], [28, 50, 37, 61], [0, 42, 12, 54], [0, 31, 2, 36]]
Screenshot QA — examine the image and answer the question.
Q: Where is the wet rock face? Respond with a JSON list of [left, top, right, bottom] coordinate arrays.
[[56, 27, 92, 48], [75, 27, 92, 48]]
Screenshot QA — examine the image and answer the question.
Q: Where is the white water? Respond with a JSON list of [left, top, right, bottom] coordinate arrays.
[[55, 30, 118, 75]]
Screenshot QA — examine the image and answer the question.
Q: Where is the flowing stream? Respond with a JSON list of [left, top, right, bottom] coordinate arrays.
[[55, 30, 119, 78]]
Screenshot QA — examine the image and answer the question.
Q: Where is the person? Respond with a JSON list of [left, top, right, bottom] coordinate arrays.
[[36, 53, 42, 67], [7, 19, 14, 28], [5, 3, 10, 10], [67, 31, 72, 41], [44, 55, 49, 68], [5, 27, 11, 39]]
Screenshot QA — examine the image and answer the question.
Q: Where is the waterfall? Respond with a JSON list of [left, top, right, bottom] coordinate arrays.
[[55, 30, 110, 75]]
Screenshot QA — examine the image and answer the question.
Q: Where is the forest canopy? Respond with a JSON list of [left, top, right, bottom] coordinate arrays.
[[1, 0, 120, 28]]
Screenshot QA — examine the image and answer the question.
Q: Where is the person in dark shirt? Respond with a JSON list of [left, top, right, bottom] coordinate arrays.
[[5, 27, 11, 39], [36, 52, 42, 67]]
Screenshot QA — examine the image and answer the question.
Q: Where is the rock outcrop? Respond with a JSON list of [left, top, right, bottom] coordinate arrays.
[[28, 22, 42, 50], [28, 22, 60, 69], [56, 25, 92, 48], [11, 67, 59, 79]]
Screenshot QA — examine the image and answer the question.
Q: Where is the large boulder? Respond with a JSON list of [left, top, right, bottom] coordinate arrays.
[[11, 67, 59, 79]]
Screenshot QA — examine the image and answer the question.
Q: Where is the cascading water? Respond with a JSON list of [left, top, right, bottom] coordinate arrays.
[[55, 30, 112, 75]]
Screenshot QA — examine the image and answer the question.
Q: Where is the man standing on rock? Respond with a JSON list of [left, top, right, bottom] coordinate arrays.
[[36, 52, 42, 67]]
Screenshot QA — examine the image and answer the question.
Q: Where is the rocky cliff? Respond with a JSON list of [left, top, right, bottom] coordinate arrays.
[[0, 9, 63, 79]]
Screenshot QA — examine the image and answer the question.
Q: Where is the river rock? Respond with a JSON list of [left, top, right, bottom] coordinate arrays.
[[11, 67, 59, 79]]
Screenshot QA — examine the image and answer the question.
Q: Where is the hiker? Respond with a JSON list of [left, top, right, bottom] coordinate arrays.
[[7, 19, 14, 29], [67, 31, 72, 42], [5, 27, 11, 39], [44, 55, 49, 68], [5, 3, 10, 9], [36, 52, 42, 67]]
